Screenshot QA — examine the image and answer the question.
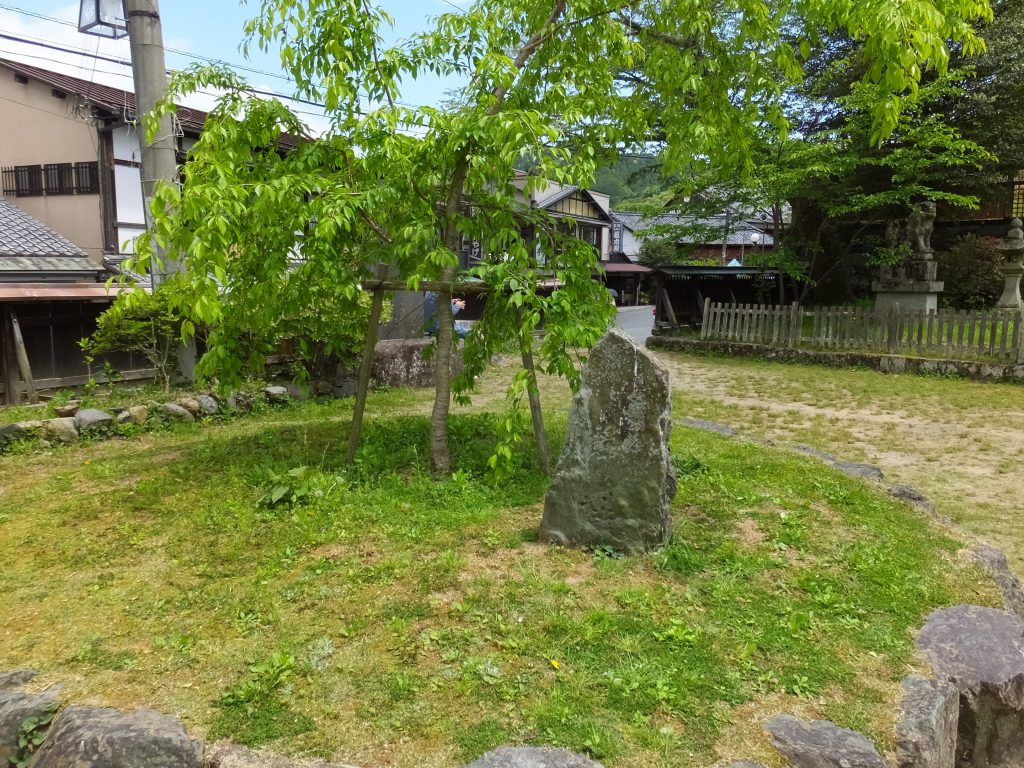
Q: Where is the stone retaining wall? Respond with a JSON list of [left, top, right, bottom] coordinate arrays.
[[647, 336, 1024, 384]]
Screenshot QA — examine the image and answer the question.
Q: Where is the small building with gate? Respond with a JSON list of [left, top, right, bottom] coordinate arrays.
[[651, 264, 790, 330]]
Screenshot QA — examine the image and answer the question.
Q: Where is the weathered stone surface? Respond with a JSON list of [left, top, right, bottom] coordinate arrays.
[[263, 385, 290, 403], [75, 408, 114, 433], [896, 676, 958, 768], [0, 421, 39, 448], [196, 395, 219, 416], [226, 392, 255, 412], [176, 398, 201, 416], [204, 742, 358, 768], [370, 338, 464, 389], [285, 384, 309, 402], [832, 461, 884, 481], [764, 715, 885, 768], [974, 545, 1024, 619], [681, 418, 737, 436], [29, 705, 201, 768], [540, 329, 676, 554], [794, 445, 838, 463], [916, 604, 1024, 768], [159, 403, 195, 423], [53, 401, 79, 417], [890, 484, 932, 511], [792, 445, 882, 481], [40, 417, 78, 444], [128, 405, 149, 424], [0, 670, 36, 689], [0, 689, 59, 766], [116, 410, 133, 425], [464, 746, 604, 767]]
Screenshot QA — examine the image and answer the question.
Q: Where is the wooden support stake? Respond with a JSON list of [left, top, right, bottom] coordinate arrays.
[[346, 268, 389, 463], [9, 312, 36, 404], [700, 297, 711, 340], [518, 317, 551, 476]]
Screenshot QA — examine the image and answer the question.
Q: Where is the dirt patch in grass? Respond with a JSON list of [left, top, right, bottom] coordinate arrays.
[[660, 351, 1024, 571]]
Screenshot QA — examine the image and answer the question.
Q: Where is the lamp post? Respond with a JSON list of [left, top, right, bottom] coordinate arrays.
[[79, 0, 194, 380]]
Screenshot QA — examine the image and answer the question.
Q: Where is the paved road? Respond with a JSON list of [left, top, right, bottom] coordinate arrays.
[[615, 304, 655, 345]]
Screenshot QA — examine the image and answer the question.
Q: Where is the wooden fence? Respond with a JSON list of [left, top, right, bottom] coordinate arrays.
[[700, 300, 1024, 363]]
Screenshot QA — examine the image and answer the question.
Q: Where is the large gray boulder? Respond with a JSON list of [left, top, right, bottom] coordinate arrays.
[[764, 715, 885, 768], [0, 689, 59, 766], [263, 386, 290, 404], [540, 329, 676, 554], [40, 418, 78, 444], [895, 676, 958, 768], [464, 746, 604, 767], [28, 705, 201, 768], [75, 408, 114, 434], [916, 604, 1024, 767]]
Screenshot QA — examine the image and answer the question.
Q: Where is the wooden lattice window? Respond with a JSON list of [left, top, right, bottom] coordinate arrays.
[[43, 163, 75, 195], [1013, 171, 1024, 218]]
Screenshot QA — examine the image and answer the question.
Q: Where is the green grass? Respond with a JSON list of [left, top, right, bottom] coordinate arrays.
[[0, 376, 999, 768]]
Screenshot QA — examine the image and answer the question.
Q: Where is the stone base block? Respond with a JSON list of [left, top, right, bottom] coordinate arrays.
[[370, 338, 463, 390], [873, 289, 941, 314]]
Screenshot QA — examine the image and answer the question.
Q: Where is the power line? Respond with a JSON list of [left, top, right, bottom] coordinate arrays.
[[0, 2, 296, 84]]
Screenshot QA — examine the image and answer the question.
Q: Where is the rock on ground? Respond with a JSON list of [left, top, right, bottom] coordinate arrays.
[[53, 401, 79, 417], [75, 408, 114, 434], [196, 395, 219, 416], [973, 545, 1024, 620], [159, 403, 195, 423], [0, 689, 59, 766], [29, 705, 202, 768], [764, 714, 885, 768], [226, 393, 255, 412], [540, 328, 676, 554], [176, 398, 201, 416], [464, 746, 604, 767], [895, 676, 958, 768], [916, 604, 1024, 767], [40, 417, 78, 444], [263, 386, 290, 403], [127, 405, 149, 424], [0, 670, 36, 690]]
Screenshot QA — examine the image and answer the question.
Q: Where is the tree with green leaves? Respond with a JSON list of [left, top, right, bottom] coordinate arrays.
[[128, 0, 991, 474]]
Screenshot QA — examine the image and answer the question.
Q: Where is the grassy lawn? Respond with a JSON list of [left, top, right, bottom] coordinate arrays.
[[654, 351, 1024, 572], [0, 365, 999, 768]]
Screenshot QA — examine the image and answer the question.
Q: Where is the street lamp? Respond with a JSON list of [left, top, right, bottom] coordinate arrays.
[[78, 0, 128, 39]]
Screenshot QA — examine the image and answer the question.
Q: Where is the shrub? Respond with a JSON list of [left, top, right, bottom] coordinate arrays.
[[937, 235, 1004, 310]]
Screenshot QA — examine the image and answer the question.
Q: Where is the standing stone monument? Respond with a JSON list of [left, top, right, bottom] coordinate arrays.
[[995, 218, 1024, 309], [874, 200, 944, 313], [539, 328, 676, 554]]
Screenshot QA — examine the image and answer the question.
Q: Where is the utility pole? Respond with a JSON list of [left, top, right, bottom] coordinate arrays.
[[124, 0, 195, 380], [81, 0, 195, 379]]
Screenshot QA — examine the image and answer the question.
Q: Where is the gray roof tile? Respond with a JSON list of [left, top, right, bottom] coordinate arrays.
[[0, 199, 99, 274]]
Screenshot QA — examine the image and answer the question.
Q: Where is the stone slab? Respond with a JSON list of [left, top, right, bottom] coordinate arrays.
[[0, 689, 59, 766], [895, 675, 958, 768], [973, 545, 1024, 620], [29, 705, 202, 768], [0, 670, 36, 690], [764, 714, 885, 768], [464, 746, 604, 767]]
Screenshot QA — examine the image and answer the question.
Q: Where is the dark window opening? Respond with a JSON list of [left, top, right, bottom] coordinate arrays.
[[1, 161, 99, 197]]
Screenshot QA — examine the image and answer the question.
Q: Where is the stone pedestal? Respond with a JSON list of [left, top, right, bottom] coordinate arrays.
[[996, 262, 1023, 309], [995, 219, 1024, 309], [873, 259, 943, 313]]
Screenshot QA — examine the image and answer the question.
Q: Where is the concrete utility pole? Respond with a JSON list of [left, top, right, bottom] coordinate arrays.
[[124, 0, 196, 379]]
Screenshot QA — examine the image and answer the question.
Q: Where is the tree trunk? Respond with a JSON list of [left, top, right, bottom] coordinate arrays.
[[518, 321, 551, 475], [429, 157, 470, 475]]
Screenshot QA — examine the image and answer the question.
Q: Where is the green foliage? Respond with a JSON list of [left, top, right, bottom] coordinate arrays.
[[81, 285, 188, 392], [638, 238, 681, 267], [258, 466, 315, 507], [10, 706, 58, 768], [120, 0, 992, 466], [937, 235, 1005, 309]]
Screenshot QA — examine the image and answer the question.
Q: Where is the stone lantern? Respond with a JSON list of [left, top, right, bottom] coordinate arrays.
[[995, 218, 1024, 309]]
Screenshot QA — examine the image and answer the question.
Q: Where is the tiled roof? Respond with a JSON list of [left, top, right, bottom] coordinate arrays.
[[612, 210, 775, 247], [0, 58, 207, 134], [0, 199, 101, 275]]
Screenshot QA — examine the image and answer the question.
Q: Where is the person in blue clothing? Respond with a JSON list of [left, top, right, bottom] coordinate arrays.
[[423, 291, 470, 339]]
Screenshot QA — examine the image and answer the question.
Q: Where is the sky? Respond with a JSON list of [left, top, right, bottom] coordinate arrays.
[[0, 0, 465, 129]]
